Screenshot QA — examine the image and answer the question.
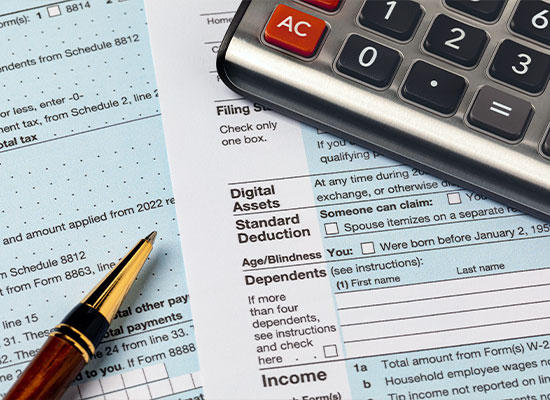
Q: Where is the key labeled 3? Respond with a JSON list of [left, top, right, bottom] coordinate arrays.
[[264, 4, 327, 58], [489, 39, 550, 94]]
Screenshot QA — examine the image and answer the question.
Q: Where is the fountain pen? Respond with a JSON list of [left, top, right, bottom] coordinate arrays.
[[5, 232, 157, 400]]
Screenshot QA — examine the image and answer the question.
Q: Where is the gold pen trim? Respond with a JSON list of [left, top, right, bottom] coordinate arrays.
[[56, 323, 96, 354]]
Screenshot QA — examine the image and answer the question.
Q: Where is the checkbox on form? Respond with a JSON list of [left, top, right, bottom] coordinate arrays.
[[361, 242, 375, 255], [447, 192, 462, 205], [324, 344, 338, 358], [47, 5, 61, 17], [324, 222, 339, 235]]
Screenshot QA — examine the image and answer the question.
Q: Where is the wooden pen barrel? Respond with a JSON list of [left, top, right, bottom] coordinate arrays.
[[4, 336, 86, 400]]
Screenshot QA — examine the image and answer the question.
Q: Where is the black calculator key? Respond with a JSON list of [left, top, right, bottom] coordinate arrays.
[[543, 135, 550, 156], [424, 15, 488, 68], [337, 35, 401, 88], [468, 86, 533, 141], [489, 40, 550, 94], [402, 61, 467, 115], [358, 0, 423, 41], [445, 0, 506, 22], [511, 0, 550, 46]]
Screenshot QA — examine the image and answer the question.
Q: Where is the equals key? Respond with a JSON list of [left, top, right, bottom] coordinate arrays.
[[468, 86, 533, 141]]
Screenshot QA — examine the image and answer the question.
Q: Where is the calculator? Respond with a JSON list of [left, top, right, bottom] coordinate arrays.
[[217, 0, 550, 221]]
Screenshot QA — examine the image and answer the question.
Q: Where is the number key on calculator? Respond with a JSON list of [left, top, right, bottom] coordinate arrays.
[[218, 0, 550, 221]]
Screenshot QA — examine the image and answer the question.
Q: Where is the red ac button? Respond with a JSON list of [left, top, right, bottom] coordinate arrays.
[[264, 4, 327, 58]]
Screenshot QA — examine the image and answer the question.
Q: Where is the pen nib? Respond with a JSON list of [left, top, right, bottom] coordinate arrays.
[[145, 231, 157, 245]]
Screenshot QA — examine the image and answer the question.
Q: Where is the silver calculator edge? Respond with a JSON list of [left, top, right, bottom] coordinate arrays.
[[217, 0, 550, 222]]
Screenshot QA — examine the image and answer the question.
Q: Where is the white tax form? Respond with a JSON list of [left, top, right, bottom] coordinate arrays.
[[147, 1, 550, 399]]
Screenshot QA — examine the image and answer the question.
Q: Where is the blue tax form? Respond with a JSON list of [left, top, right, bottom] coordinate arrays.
[[148, 0, 550, 399], [0, 1, 201, 399]]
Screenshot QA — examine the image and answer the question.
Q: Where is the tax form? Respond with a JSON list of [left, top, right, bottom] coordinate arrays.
[[0, 1, 201, 399], [147, 0, 550, 399]]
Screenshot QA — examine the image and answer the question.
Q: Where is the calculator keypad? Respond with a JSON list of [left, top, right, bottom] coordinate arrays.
[[260, 1, 550, 156], [358, 0, 423, 41], [489, 39, 550, 94], [468, 86, 533, 141], [510, 0, 550, 46], [424, 14, 488, 68], [337, 35, 401, 88], [402, 61, 467, 115], [445, 0, 507, 22]]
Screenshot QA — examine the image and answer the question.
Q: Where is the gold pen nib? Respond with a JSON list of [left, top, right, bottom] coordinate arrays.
[[80, 234, 156, 324], [145, 231, 157, 245]]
